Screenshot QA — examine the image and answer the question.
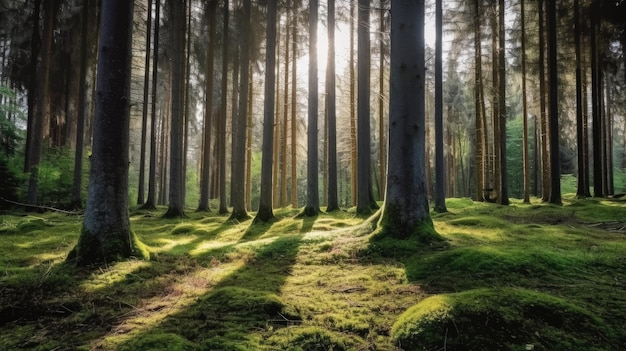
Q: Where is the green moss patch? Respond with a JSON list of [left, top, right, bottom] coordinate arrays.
[[392, 288, 609, 351]]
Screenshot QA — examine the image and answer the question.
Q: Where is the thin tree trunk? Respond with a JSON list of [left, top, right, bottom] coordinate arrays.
[[326, 0, 338, 211], [349, 0, 357, 207], [434, 0, 446, 212], [547, 0, 561, 205], [218, 0, 229, 214], [143, 0, 161, 210], [138, 0, 153, 205], [246, 76, 253, 211], [520, 0, 530, 203], [290, 3, 298, 208], [497, 0, 508, 205], [281, 8, 290, 208], [198, 1, 217, 212], [71, 0, 89, 209], [356, 0, 372, 215], [378, 0, 386, 202], [590, 5, 603, 197], [24, 0, 40, 174], [303, 0, 320, 216], [473, 0, 484, 201], [255, 0, 278, 222], [538, 0, 550, 201]]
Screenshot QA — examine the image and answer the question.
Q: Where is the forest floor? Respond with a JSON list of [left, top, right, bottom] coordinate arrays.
[[0, 196, 625, 350]]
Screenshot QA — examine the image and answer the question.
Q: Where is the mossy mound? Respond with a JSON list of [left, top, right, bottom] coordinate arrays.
[[392, 288, 609, 351]]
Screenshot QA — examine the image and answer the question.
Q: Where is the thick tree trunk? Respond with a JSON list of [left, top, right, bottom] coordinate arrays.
[[590, 5, 603, 197], [574, 0, 589, 198], [379, 0, 440, 242], [68, 0, 148, 266]]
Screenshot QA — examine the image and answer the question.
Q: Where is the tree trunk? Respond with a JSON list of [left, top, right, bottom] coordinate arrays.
[[326, 0, 339, 212], [520, 0, 530, 203], [143, 0, 160, 210], [473, 0, 485, 201], [198, 1, 217, 212], [218, 0, 229, 214], [497, 0, 508, 205], [255, 0, 278, 223], [303, 0, 320, 216], [433, 0, 446, 213], [378, 0, 386, 202], [281, 8, 290, 208], [547, 0, 561, 205], [228, 0, 251, 221], [25, 0, 41, 174], [71, 0, 90, 209], [356, 0, 372, 215], [349, 0, 357, 207], [538, 0, 550, 201], [590, 4, 603, 197], [379, 0, 441, 243], [68, 0, 148, 266], [137, 0, 153, 205], [290, 3, 298, 208], [164, 0, 186, 218]]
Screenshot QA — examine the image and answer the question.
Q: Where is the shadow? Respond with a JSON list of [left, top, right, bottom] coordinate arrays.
[[114, 234, 303, 350], [299, 215, 317, 234], [239, 219, 276, 242]]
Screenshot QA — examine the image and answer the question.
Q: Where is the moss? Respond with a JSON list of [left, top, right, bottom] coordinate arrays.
[[67, 227, 150, 266], [117, 333, 199, 351], [392, 288, 609, 351], [264, 326, 357, 351]]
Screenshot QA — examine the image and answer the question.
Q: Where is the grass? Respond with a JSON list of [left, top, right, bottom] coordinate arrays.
[[0, 196, 625, 350]]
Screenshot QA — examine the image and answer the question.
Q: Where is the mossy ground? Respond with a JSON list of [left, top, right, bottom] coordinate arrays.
[[0, 196, 625, 350]]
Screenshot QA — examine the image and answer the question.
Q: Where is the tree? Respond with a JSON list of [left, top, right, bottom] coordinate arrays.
[[142, 0, 161, 211], [255, 0, 278, 223], [520, 0, 530, 203], [137, 0, 153, 205], [303, 0, 320, 216], [377, 0, 441, 242], [198, 0, 218, 212], [433, 0, 446, 213], [164, 0, 187, 218], [70, 0, 90, 209], [229, 0, 252, 221], [67, 0, 148, 266], [218, 0, 230, 214], [574, 0, 590, 198], [356, 0, 372, 215], [496, 0, 508, 206], [546, 0, 561, 205], [326, 0, 339, 212]]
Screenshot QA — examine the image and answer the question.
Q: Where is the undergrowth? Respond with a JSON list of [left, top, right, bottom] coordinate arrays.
[[0, 196, 625, 350]]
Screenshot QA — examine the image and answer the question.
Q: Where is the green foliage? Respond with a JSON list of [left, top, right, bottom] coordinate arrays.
[[0, 86, 26, 207]]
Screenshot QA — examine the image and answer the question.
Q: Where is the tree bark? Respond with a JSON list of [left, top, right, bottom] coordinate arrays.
[[218, 0, 229, 214], [68, 0, 148, 266], [326, 0, 339, 212], [356, 0, 372, 215], [378, 0, 441, 243], [547, 0, 561, 205], [303, 0, 320, 216], [137, 0, 153, 205], [497, 0, 508, 206], [520, 0, 530, 203], [255, 0, 278, 223], [433, 0, 446, 213]]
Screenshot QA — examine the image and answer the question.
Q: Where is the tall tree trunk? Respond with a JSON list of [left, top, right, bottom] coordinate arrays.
[[547, 0, 561, 205], [379, 0, 441, 243], [490, 2, 500, 203], [473, 0, 485, 201], [230, 26, 240, 207], [281, 7, 290, 208], [290, 3, 298, 208], [218, 0, 229, 214], [520, 0, 530, 203], [198, 1, 217, 212], [71, 0, 90, 209], [143, 0, 161, 210], [497, 0, 508, 205], [24, 0, 41, 174], [229, 0, 252, 220], [255, 0, 278, 222], [164, 0, 186, 218], [138, 0, 153, 205], [326, 0, 339, 212], [574, 0, 589, 198], [538, 0, 550, 201], [356, 0, 372, 215], [378, 0, 386, 202], [349, 0, 357, 207], [434, 0, 446, 213], [590, 4, 603, 197], [26, 0, 55, 207], [68, 0, 148, 266], [246, 77, 253, 211], [303, 0, 320, 216]]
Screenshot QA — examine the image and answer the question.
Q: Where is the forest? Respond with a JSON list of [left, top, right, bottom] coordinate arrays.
[[1, 0, 625, 350]]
